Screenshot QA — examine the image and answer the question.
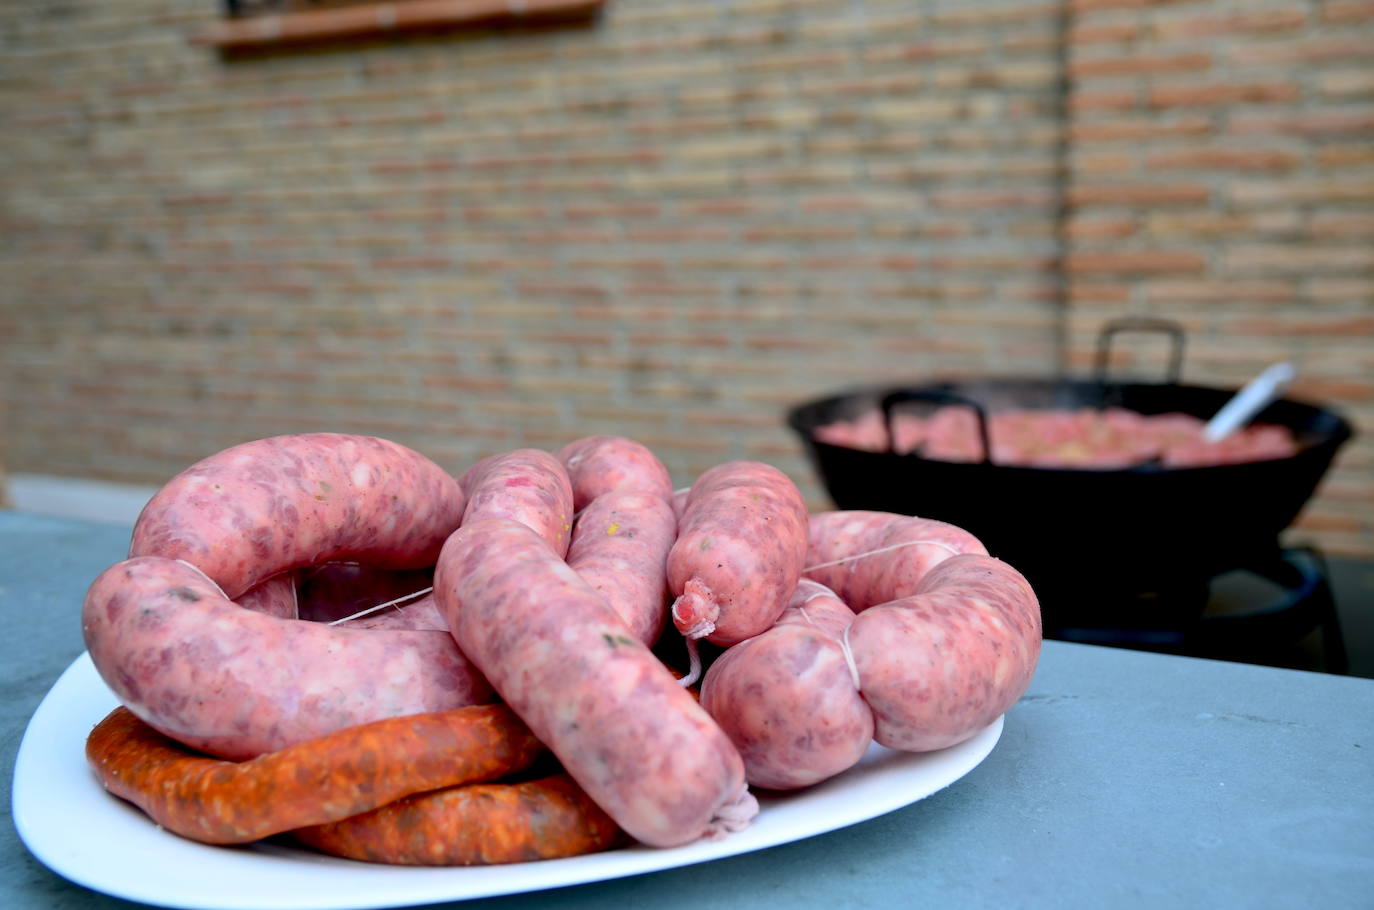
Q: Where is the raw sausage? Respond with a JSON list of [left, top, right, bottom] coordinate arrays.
[[129, 434, 465, 599], [667, 461, 808, 646], [293, 775, 625, 865], [86, 704, 542, 845], [806, 512, 1037, 752], [805, 510, 987, 609], [701, 512, 1039, 788], [557, 436, 677, 646], [699, 580, 873, 790], [564, 490, 676, 647], [847, 553, 1041, 752], [83, 556, 493, 759], [435, 518, 757, 848], [235, 572, 298, 619], [556, 435, 674, 511], [459, 449, 575, 557]]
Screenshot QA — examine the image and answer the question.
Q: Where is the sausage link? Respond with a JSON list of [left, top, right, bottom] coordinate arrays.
[[459, 449, 575, 558], [435, 518, 757, 848], [86, 705, 542, 846], [700, 580, 873, 790], [556, 435, 675, 512], [293, 775, 625, 866], [83, 556, 492, 759], [129, 434, 465, 599], [565, 490, 676, 647], [849, 553, 1042, 752], [702, 513, 1039, 787], [805, 510, 987, 609], [667, 461, 809, 646]]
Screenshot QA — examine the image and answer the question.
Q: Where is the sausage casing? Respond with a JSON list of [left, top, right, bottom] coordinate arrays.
[[435, 518, 757, 848], [129, 434, 465, 599], [667, 461, 808, 646], [83, 556, 492, 759]]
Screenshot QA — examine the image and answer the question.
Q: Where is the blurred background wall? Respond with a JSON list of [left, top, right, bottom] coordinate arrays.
[[1, 0, 1370, 557]]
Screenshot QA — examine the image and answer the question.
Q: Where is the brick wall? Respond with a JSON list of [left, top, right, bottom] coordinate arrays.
[[1065, 0, 1374, 556], [1, 0, 1370, 556]]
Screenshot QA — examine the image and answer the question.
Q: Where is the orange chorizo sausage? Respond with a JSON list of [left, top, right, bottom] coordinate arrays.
[[86, 705, 544, 846], [293, 775, 626, 866]]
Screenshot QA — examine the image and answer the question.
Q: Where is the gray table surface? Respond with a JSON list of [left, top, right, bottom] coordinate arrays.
[[2, 511, 1371, 910]]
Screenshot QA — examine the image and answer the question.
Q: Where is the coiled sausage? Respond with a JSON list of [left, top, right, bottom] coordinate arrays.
[[700, 511, 1040, 787], [129, 434, 465, 599], [83, 556, 492, 760]]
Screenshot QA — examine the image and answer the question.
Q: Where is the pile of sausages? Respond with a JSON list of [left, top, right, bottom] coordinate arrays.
[[81, 432, 1042, 865]]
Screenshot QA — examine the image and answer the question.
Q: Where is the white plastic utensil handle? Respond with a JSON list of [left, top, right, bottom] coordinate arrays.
[[1203, 362, 1296, 443]]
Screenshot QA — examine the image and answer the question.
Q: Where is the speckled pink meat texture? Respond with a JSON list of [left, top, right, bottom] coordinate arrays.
[[556, 436, 675, 512], [565, 490, 675, 647], [667, 461, 809, 647], [849, 554, 1041, 752], [128, 434, 466, 599], [435, 518, 757, 848], [697, 511, 1040, 784], [235, 571, 299, 619], [83, 556, 493, 760], [804, 511, 988, 609], [458, 449, 575, 558], [700, 579, 873, 791]]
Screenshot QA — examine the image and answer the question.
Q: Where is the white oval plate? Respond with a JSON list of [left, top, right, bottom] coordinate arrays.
[[14, 652, 1002, 910]]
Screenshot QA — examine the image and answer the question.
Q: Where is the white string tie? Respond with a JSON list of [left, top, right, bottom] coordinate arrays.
[[327, 586, 434, 626], [803, 538, 961, 573]]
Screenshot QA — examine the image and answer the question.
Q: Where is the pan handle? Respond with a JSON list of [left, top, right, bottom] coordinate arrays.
[[1094, 317, 1186, 385], [880, 388, 993, 464]]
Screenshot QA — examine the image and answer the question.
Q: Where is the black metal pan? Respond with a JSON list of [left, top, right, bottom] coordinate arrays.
[[785, 320, 1355, 626]]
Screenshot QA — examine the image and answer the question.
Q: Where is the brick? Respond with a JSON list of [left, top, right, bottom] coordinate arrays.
[[1141, 279, 1298, 304], [1067, 283, 1133, 305], [1071, 151, 1139, 174], [1322, 1, 1374, 24], [1070, 52, 1212, 79], [862, 36, 990, 65], [1071, 89, 1141, 113], [1316, 144, 1374, 167], [1144, 147, 1301, 171], [1068, 184, 1211, 206], [1069, 21, 1144, 44], [1223, 245, 1374, 273], [1318, 69, 1374, 98], [1066, 217, 1139, 240], [1149, 82, 1300, 108], [1066, 250, 1208, 273], [1310, 214, 1374, 238], [1227, 107, 1374, 137], [1228, 36, 1372, 65], [1069, 117, 1214, 142], [1146, 211, 1304, 237], [1149, 7, 1308, 39], [1226, 315, 1374, 336], [1308, 279, 1374, 302]]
